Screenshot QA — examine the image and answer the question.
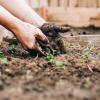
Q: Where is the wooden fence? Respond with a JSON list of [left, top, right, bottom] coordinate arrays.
[[1, 0, 100, 44], [24, 0, 100, 27], [25, 0, 100, 8]]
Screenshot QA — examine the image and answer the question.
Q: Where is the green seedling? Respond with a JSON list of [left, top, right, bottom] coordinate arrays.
[[82, 54, 90, 63], [55, 61, 65, 69], [47, 53, 54, 62], [47, 49, 65, 69], [52, 49, 56, 56], [90, 47, 96, 52], [0, 50, 8, 65], [9, 43, 18, 54], [0, 57, 8, 65], [97, 53, 100, 57], [47, 49, 56, 62], [0, 51, 5, 58]]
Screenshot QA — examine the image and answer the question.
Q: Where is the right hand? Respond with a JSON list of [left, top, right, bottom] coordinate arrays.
[[12, 22, 49, 56]]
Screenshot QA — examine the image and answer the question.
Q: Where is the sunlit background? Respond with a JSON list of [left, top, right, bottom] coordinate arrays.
[[25, 0, 100, 27]]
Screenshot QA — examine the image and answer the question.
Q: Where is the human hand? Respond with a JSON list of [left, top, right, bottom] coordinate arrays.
[[12, 22, 49, 56], [40, 23, 70, 54]]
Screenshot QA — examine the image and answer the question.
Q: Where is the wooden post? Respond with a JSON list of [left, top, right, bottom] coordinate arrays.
[[87, 0, 97, 7], [97, 0, 100, 7], [69, 0, 78, 7], [66, 0, 70, 7], [39, 0, 48, 20], [59, 0, 67, 7], [78, 0, 88, 7], [50, 0, 58, 7]]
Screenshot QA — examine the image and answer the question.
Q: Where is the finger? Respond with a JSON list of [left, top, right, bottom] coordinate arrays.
[[35, 46, 47, 56], [36, 29, 50, 44], [53, 25, 70, 33], [55, 37, 66, 54], [30, 38, 47, 56], [41, 23, 70, 33], [37, 39, 52, 54], [28, 45, 47, 57]]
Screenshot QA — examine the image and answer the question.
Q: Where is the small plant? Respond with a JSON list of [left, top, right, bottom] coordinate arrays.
[[47, 53, 54, 62], [0, 50, 9, 65], [97, 53, 100, 57], [89, 47, 96, 52], [0, 50, 4, 58], [82, 54, 90, 63], [47, 49, 56, 62], [47, 49, 65, 69], [9, 43, 18, 54], [55, 61, 65, 69], [52, 49, 56, 56]]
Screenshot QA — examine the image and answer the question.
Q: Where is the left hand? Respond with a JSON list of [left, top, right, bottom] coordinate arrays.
[[40, 23, 70, 37], [40, 23, 70, 54]]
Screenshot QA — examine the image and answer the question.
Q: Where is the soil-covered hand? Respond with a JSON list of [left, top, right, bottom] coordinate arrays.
[[40, 23, 70, 54], [40, 23, 70, 37], [12, 22, 49, 56]]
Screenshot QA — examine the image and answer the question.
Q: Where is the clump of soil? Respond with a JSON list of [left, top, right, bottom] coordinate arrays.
[[0, 36, 100, 100]]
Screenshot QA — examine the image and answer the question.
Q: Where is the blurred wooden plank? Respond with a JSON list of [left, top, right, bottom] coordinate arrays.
[[97, 0, 100, 7], [50, 0, 58, 7], [87, 0, 97, 7], [66, 0, 69, 7], [69, 0, 78, 7], [47, 0, 50, 6], [26, 0, 99, 8], [48, 7, 100, 27], [78, 0, 88, 7], [59, 0, 67, 7]]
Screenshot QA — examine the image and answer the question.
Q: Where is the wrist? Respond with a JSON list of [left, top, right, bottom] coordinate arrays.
[[0, 15, 24, 33], [9, 19, 24, 34]]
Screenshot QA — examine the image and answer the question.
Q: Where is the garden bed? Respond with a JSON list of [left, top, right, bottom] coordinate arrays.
[[0, 34, 100, 100]]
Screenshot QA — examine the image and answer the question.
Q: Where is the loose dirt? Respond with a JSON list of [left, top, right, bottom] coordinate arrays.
[[0, 28, 100, 100]]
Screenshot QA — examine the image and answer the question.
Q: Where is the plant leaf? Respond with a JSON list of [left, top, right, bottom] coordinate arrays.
[[0, 57, 9, 65], [47, 54, 54, 62], [55, 61, 65, 68]]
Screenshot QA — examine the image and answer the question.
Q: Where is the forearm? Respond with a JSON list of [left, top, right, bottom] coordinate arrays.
[[0, 5, 23, 34], [0, 0, 46, 27]]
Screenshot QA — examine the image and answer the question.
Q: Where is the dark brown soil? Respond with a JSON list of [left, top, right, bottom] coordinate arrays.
[[0, 36, 100, 100]]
